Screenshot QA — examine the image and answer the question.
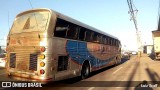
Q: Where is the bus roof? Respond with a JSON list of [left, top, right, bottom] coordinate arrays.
[[16, 8, 119, 40]]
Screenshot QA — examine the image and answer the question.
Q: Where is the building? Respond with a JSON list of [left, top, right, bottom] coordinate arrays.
[[143, 45, 153, 55]]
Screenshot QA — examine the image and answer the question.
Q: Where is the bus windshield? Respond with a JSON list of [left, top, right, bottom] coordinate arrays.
[[10, 11, 50, 34]]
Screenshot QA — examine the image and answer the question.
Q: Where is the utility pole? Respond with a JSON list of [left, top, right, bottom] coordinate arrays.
[[127, 0, 142, 56]]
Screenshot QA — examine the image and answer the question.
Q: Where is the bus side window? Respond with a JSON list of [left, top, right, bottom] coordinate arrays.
[[105, 36, 108, 45], [115, 40, 116, 46], [108, 37, 110, 45], [116, 40, 118, 47], [78, 27, 86, 41], [54, 18, 69, 38], [113, 39, 115, 46], [66, 23, 78, 39], [119, 41, 121, 48], [97, 35, 101, 44], [90, 32, 94, 42], [115, 40, 117, 46], [99, 35, 103, 44], [93, 33, 98, 43], [109, 38, 112, 45], [102, 36, 106, 44], [103, 37, 106, 45], [112, 38, 114, 45], [111, 38, 113, 45], [85, 30, 92, 42]]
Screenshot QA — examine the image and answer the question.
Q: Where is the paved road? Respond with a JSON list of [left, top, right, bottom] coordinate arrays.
[[1, 54, 160, 90]]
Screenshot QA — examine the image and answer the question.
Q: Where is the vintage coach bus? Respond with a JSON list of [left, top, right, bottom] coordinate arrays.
[[6, 8, 121, 82]]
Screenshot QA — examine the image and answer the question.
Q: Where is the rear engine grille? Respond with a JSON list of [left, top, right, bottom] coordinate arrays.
[[10, 53, 16, 68], [29, 54, 37, 71]]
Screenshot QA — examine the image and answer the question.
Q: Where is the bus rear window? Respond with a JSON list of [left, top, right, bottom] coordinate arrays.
[[10, 11, 50, 34]]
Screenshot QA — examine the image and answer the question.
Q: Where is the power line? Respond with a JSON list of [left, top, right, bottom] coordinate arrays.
[[28, 0, 33, 9], [8, 11, 10, 30], [127, 0, 138, 30], [27, 0, 39, 31], [127, 0, 142, 52]]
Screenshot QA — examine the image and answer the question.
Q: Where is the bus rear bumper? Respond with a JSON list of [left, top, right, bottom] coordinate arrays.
[[7, 72, 52, 84]]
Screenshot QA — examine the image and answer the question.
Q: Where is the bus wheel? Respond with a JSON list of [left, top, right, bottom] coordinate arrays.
[[81, 62, 90, 79], [117, 56, 121, 64]]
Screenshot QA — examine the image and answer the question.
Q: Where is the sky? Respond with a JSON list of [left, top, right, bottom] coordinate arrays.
[[0, 0, 159, 51]]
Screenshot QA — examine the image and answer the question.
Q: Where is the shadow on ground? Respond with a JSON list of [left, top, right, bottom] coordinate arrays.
[[120, 57, 130, 64], [148, 53, 155, 60], [148, 53, 160, 61]]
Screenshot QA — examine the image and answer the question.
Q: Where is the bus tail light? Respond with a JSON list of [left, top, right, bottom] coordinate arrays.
[[40, 47, 46, 52], [40, 69, 45, 74], [5, 54, 7, 57], [40, 62, 45, 67], [39, 54, 45, 59]]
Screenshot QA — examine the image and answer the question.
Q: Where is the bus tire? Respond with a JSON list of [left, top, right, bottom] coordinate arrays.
[[81, 61, 90, 79], [117, 56, 121, 64], [115, 56, 121, 65]]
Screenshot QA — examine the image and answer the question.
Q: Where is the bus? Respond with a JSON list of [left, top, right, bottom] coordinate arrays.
[[6, 8, 121, 82]]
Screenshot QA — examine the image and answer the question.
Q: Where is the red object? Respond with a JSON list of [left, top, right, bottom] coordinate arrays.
[[40, 69, 45, 74], [40, 47, 46, 52]]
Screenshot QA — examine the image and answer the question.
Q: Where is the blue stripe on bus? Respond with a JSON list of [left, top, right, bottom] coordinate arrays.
[[66, 40, 115, 68]]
